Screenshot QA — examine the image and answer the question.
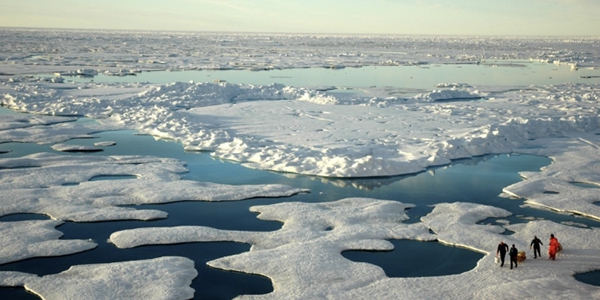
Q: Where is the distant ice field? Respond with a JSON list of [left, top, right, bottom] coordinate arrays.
[[38, 61, 599, 97]]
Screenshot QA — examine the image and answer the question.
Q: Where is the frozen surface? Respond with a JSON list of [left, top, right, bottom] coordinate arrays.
[[51, 143, 103, 152], [1, 31, 599, 180], [110, 198, 600, 300], [0, 114, 76, 131], [1, 29, 599, 76], [0, 113, 107, 144], [0, 118, 118, 145], [94, 141, 116, 147], [0, 153, 307, 222], [505, 133, 600, 221], [2, 29, 600, 299], [0, 271, 38, 287], [0, 220, 96, 265], [24, 256, 197, 300], [3, 79, 600, 179]]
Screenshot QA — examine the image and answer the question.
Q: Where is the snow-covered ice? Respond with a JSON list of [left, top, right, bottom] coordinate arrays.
[[24, 256, 197, 300], [504, 132, 600, 221], [1, 29, 598, 75], [3, 79, 598, 178], [0, 220, 96, 265], [110, 198, 433, 298], [1, 29, 600, 299], [0, 153, 307, 222], [94, 141, 116, 147], [109, 199, 600, 299], [51, 143, 103, 152]]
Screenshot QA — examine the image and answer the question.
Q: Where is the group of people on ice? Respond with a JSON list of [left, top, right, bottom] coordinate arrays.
[[496, 234, 561, 269]]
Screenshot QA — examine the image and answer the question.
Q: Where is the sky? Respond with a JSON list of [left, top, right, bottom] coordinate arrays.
[[1, 0, 599, 36]]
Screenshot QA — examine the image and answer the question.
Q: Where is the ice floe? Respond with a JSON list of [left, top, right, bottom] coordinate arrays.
[[51, 143, 103, 152], [0, 114, 76, 131], [0, 220, 96, 265], [23, 257, 197, 300], [93, 140, 116, 147], [0, 119, 118, 145], [504, 132, 600, 221], [0, 153, 307, 222], [109, 198, 600, 299], [110, 198, 433, 298]]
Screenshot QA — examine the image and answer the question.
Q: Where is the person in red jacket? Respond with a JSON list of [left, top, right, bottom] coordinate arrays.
[[548, 234, 559, 260]]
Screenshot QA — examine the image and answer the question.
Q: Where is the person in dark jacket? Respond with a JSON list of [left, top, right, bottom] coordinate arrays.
[[496, 241, 509, 267], [530, 236, 543, 258], [509, 244, 519, 269]]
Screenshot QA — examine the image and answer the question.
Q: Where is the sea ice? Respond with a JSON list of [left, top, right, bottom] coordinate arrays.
[[110, 198, 433, 298], [420, 202, 513, 253], [109, 198, 600, 299], [94, 141, 116, 147], [0, 153, 307, 222], [0, 220, 96, 265], [23, 256, 197, 300], [0, 120, 118, 145], [3, 78, 599, 180], [504, 132, 600, 221], [2, 29, 600, 299], [0, 271, 38, 287], [51, 143, 103, 152], [1, 30, 599, 74], [0, 114, 76, 131]]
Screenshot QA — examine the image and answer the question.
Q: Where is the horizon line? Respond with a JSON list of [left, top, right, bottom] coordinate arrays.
[[1, 26, 599, 39]]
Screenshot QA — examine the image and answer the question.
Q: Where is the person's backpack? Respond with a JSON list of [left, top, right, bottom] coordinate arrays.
[[510, 247, 518, 257]]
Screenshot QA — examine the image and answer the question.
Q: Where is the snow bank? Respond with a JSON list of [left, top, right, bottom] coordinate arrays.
[[413, 89, 482, 102]]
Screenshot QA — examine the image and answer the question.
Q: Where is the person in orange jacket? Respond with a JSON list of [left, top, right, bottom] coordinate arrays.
[[548, 234, 559, 260]]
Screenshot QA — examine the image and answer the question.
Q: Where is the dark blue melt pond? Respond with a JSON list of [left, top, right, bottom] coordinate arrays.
[[342, 239, 483, 277], [575, 270, 600, 287]]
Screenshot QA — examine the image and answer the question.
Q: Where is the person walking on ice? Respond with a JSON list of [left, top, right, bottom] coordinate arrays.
[[530, 235, 543, 258], [548, 234, 560, 260], [509, 244, 519, 269], [496, 241, 509, 267]]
